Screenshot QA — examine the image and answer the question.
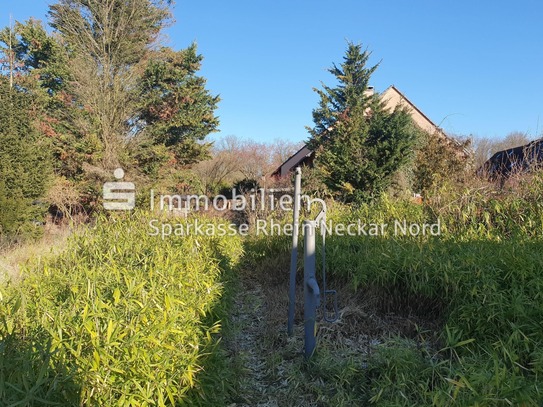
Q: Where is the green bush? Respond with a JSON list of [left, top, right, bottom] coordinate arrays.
[[0, 212, 242, 406]]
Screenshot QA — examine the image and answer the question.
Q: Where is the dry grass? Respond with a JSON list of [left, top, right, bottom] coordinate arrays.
[[0, 223, 73, 282], [225, 243, 442, 406]]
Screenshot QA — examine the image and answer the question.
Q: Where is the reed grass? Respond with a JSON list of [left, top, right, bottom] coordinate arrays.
[[0, 212, 243, 406]]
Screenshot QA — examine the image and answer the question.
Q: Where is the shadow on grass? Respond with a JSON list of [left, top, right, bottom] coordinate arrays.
[[184, 234, 295, 406], [0, 331, 80, 406], [182, 240, 247, 406]]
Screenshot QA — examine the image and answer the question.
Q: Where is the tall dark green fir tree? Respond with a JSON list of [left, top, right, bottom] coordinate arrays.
[[308, 42, 417, 203], [132, 44, 220, 177], [0, 78, 51, 239]]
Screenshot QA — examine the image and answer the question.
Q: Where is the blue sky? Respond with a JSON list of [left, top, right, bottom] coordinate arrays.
[[4, 0, 543, 143]]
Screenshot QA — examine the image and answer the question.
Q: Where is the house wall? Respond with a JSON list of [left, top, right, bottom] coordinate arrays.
[[379, 86, 466, 156], [380, 86, 440, 135]]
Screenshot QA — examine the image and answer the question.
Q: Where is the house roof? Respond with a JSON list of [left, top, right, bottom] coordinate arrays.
[[478, 137, 543, 179], [272, 144, 313, 178]]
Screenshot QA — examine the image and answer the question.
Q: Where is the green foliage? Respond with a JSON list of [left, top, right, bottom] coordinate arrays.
[[426, 175, 543, 240], [6, 19, 69, 95], [0, 5, 219, 215], [49, 0, 173, 67], [0, 17, 105, 218], [0, 212, 243, 405], [48, 0, 176, 169], [0, 78, 51, 239], [413, 130, 471, 194], [308, 43, 418, 203], [135, 45, 219, 171], [47, 0, 216, 178], [367, 338, 442, 406], [323, 178, 543, 405]]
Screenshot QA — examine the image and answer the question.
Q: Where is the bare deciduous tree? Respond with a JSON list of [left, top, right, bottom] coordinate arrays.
[[192, 135, 302, 194], [471, 131, 531, 169]]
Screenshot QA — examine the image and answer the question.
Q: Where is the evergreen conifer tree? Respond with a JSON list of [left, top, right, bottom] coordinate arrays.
[[308, 43, 417, 203]]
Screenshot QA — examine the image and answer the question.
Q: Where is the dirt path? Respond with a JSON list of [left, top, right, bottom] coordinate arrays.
[[224, 266, 369, 407], [227, 278, 278, 406], [224, 260, 440, 406]]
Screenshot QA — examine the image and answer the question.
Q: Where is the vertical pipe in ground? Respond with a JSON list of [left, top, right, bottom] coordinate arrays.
[[303, 220, 320, 358], [287, 167, 302, 336]]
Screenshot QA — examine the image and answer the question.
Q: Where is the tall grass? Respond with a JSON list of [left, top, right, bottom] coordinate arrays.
[[2, 173, 543, 405], [324, 174, 543, 405], [0, 212, 243, 406]]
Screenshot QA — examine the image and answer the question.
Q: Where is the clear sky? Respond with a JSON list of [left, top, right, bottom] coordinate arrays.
[[3, 0, 543, 143]]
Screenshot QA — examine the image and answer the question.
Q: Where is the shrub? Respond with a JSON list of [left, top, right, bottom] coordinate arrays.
[[0, 212, 242, 406]]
